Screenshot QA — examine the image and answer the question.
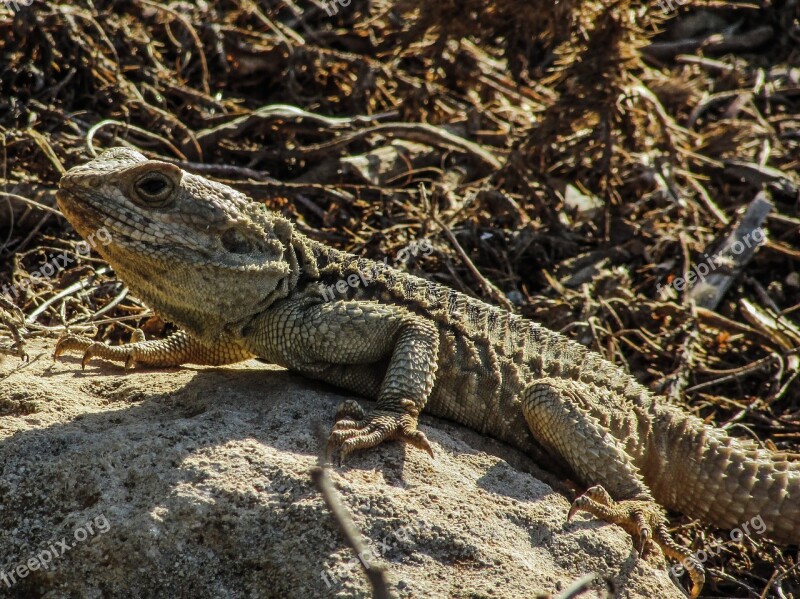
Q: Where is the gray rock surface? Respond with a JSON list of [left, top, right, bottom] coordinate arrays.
[[0, 339, 683, 598]]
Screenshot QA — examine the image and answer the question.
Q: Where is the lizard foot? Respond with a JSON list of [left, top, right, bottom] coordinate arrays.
[[568, 485, 704, 598], [55, 329, 146, 370], [327, 399, 433, 462]]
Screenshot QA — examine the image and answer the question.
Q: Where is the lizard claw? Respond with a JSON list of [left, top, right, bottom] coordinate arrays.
[[81, 344, 99, 370], [569, 485, 657, 553], [55, 334, 139, 371], [632, 509, 651, 556], [54, 334, 95, 367], [568, 485, 704, 598], [327, 399, 434, 462]]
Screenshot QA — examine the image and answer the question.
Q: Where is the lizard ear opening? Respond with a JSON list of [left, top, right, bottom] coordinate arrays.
[[221, 228, 255, 254]]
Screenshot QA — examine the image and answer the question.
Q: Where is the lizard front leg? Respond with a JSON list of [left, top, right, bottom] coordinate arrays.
[[251, 298, 440, 460], [55, 329, 254, 369]]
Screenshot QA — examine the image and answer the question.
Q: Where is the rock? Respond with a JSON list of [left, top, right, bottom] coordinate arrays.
[[0, 340, 682, 598]]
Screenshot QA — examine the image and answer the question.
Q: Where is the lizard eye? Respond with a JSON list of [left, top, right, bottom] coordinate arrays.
[[133, 172, 174, 206]]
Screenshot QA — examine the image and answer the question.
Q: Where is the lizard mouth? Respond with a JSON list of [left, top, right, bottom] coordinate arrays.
[[56, 188, 103, 234]]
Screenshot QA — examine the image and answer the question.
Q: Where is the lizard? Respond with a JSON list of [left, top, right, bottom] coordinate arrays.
[[53, 147, 800, 598]]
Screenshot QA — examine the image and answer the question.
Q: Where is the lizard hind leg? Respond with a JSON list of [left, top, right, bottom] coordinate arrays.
[[568, 485, 705, 598], [520, 378, 704, 598]]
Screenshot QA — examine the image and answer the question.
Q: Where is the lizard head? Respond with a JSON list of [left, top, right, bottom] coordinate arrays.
[[57, 147, 300, 339]]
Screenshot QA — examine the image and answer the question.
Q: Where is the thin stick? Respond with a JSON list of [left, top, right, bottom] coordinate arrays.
[[311, 467, 393, 599], [422, 186, 513, 311], [25, 266, 110, 325], [0, 192, 63, 217]]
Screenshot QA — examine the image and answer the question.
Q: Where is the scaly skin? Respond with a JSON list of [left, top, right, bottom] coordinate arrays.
[[55, 148, 800, 597]]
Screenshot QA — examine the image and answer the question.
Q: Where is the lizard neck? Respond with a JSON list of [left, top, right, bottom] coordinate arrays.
[[102, 215, 314, 343], [290, 228, 322, 282]]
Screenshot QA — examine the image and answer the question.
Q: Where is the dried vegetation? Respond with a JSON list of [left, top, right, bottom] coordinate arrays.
[[0, 0, 799, 595]]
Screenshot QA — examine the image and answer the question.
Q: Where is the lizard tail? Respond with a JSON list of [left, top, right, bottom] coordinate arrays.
[[650, 405, 800, 544]]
